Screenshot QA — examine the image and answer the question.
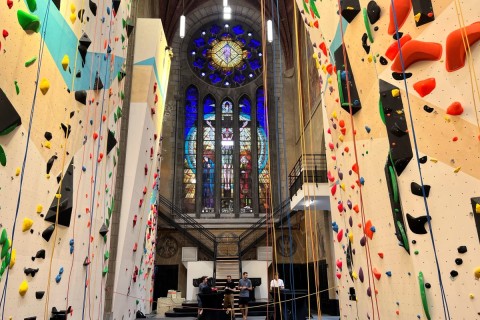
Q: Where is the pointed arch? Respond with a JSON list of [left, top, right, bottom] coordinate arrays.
[[220, 97, 235, 213], [238, 95, 253, 213], [201, 94, 216, 211], [256, 86, 270, 213]]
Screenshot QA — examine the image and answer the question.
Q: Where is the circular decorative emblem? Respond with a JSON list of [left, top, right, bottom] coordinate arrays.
[[276, 235, 297, 257], [157, 236, 178, 258]]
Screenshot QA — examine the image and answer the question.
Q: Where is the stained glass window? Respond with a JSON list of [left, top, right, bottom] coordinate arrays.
[[188, 23, 263, 88], [221, 99, 234, 213], [239, 95, 253, 213], [183, 86, 199, 212], [257, 87, 270, 213], [202, 95, 216, 212]]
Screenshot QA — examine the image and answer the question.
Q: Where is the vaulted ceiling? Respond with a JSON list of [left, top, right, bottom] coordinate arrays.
[[153, 0, 295, 69]]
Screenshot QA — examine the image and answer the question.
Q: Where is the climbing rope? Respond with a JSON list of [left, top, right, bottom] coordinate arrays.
[[389, 0, 451, 318]]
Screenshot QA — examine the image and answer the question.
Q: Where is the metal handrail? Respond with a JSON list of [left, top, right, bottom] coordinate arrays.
[[288, 154, 327, 199]]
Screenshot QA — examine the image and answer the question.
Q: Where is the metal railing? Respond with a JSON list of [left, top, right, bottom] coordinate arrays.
[[288, 154, 328, 199]]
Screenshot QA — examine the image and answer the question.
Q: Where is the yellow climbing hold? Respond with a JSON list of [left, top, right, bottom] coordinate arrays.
[[470, 293, 475, 299], [340, 183, 346, 191], [391, 89, 400, 97], [475, 203, 480, 214], [36, 205, 43, 213], [61, 55, 69, 71], [46, 174, 50, 179], [352, 271, 358, 280], [9, 249, 16, 268], [39, 78, 50, 95], [19, 280, 28, 296], [348, 232, 353, 243], [338, 135, 344, 142], [430, 158, 438, 163], [55, 193, 62, 199], [70, 13, 76, 24], [22, 218, 33, 232], [367, 54, 373, 63], [474, 266, 480, 279], [70, 3, 76, 12], [453, 167, 461, 173], [332, 111, 337, 119], [444, 115, 451, 122], [414, 13, 421, 23], [328, 77, 332, 84], [15, 167, 21, 176], [44, 141, 51, 149]]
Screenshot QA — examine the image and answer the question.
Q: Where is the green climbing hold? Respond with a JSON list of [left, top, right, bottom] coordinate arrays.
[[378, 99, 386, 125], [310, 0, 320, 18], [0, 145, 6, 167], [17, 10, 41, 32], [102, 266, 108, 276], [1, 239, 10, 259], [0, 229, 7, 245], [414, 250, 419, 255], [104, 251, 110, 260], [26, 0, 37, 12], [14, 81, 20, 95], [388, 164, 399, 203], [302, 0, 309, 14], [363, 8, 374, 43], [25, 56, 37, 67], [396, 221, 409, 252], [418, 272, 431, 320]]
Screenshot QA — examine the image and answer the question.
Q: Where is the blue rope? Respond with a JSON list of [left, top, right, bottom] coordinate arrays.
[[81, 3, 115, 318], [0, 0, 52, 317], [389, 1, 451, 319]]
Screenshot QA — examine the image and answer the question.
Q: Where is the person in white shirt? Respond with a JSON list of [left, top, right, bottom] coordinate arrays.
[[270, 273, 285, 290]]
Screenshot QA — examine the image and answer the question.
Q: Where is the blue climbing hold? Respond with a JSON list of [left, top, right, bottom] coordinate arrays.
[[386, 271, 392, 277]]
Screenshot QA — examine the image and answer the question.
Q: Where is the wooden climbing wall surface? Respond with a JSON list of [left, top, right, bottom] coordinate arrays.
[[0, 0, 166, 319], [295, 0, 480, 319]]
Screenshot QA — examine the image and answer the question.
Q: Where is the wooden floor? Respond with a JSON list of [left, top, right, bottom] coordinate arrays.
[[142, 314, 339, 320]]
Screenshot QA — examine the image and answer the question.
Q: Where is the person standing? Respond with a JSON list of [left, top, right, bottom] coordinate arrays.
[[223, 275, 237, 315], [238, 272, 252, 320], [197, 276, 211, 319], [270, 273, 285, 290]]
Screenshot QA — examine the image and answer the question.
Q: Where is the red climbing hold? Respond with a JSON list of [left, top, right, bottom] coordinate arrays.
[[336, 260, 343, 270], [336, 272, 342, 279], [326, 64, 334, 75], [364, 220, 374, 239], [93, 132, 98, 140], [7, 0, 13, 9], [319, 42, 327, 57], [102, 115, 107, 122], [452, 136, 458, 142], [331, 184, 337, 196], [378, 252, 384, 258], [344, 146, 349, 153], [339, 119, 345, 128], [385, 34, 412, 60], [391, 40, 442, 72], [327, 171, 335, 182], [340, 128, 346, 135], [328, 142, 335, 150], [353, 205, 359, 213], [338, 202, 344, 212], [337, 229, 344, 242], [388, 0, 412, 35], [413, 78, 436, 97], [352, 163, 359, 174], [446, 101, 464, 115], [144, 164, 148, 175], [373, 268, 381, 280], [446, 22, 480, 72], [2, 29, 8, 38]]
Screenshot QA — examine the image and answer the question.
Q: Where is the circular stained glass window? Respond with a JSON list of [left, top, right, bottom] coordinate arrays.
[[188, 22, 263, 88]]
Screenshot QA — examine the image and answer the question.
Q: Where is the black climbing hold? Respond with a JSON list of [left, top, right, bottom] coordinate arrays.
[[412, 240, 416, 244], [379, 56, 388, 65], [390, 123, 408, 137], [78, 9, 85, 23], [107, 130, 117, 155], [61, 123, 71, 138], [411, 0, 435, 27], [35, 291, 45, 299], [112, 0, 121, 14], [69, 111, 75, 119], [334, 46, 362, 114], [93, 74, 104, 90], [374, 26, 379, 31], [411, 182, 431, 197], [45, 159, 74, 227], [99, 223, 109, 237], [406, 213, 431, 234], [24, 317, 37, 320], [76, 71, 82, 78], [450, 270, 458, 277], [470, 197, 480, 243], [89, 0, 97, 16], [393, 32, 403, 40], [52, 0, 61, 10], [34, 249, 46, 260], [42, 224, 55, 242], [455, 258, 463, 265], [75, 90, 87, 105], [423, 105, 434, 113], [24, 268, 39, 277], [392, 72, 412, 80], [0, 88, 22, 136], [46, 155, 58, 174], [419, 156, 427, 163], [340, 0, 361, 23], [118, 70, 127, 82], [362, 33, 370, 54], [44, 132, 52, 141], [425, 283, 431, 289], [83, 256, 91, 266], [457, 245, 467, 254], [367, 1, 381, 24], [78, 33, 91, 67]]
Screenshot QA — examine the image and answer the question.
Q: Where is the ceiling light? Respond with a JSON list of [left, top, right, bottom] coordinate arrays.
[[267, 19, 273, 43], [179, 15, 186, 38], [223, 0, 228, 6], [223, 6, 231, 20]]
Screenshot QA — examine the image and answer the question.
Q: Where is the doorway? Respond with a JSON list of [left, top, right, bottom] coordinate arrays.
[[153, 265, 179, 307]]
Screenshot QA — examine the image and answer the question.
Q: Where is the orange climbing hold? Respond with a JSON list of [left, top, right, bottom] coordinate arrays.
[[446, 101, 464, 115], [378, 252, 384, 259], [319, 42, 327, 56], [413, 78, 436, 97], [388, 0, 412, 35], [373, 268, 381, 280], [364, 220, 374, 239], [339, 119, 345, 128], [391, 40, 442, 72], [353, 204, 359, 213], [446, 22, 480, 72]]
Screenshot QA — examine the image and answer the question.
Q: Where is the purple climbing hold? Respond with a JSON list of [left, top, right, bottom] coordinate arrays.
[[367, 287, 371, 297], [347, 199, 353, 209], [349, 216, 353, 227], [360, 236, 366, 246], [359, 267, 364, 283]]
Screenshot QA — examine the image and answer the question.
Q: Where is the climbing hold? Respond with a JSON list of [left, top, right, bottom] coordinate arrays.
[[17, 10, 40, 32], [35, 291, 45, 299], [385, 34, 412, 61], [366, 287, 372, 297], [359, 268, 364, 283], [367, 1, 381, 24], [474, 266, 480, 279], [332, 222, 339, 233], [406, 213, 431, 234], [102, 266, 108, 276], [387, 0, 412, 35], [450, 270, 458, 278], [89, 0, 97, 15], [336, 260, 343, 270], [336, 272, 342, 279], [337, 229, 344, 242], [26, 0, 37, 12], [423, 105, 434, 113], [386, 271, 392, 277], [9, 249, 16, 268], [25, 57, 37, 67], [455, 258, 463, 265], [19, 280, 29, 296], [41, 224, 55, 242], [446, 22, 480, 72], [348, 232, 353, 243], [24, 268, 39, 277], [93, 74, 104, 90], [364, 221, 374, 239], [61, 55, 69, 70], [99, 223, 108, 237], [39, 79, 50, 95], [418, 272, 431, 320], [446, 101, 464, 115], [373, 268, 381, 280], [410, 182, 430, 197], [413, 78, 436, 97], [69, 13, 76, 23], [360, 236, 366, 246], [22, 218, 34, 232], [391, 40, 442, 72], [378, 252, 384, 258], [15, 167, 21, 176], [0, 145, 6, 166]]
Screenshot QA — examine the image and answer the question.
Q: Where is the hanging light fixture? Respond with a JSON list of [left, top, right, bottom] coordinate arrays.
[[223, 6, 231, 20], [179, 0, 186, 38], [223, 0, 228, 6], [267, 19, 273, 43]]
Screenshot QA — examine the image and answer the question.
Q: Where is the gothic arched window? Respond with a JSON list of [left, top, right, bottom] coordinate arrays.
[[183, 85, 199, 213]]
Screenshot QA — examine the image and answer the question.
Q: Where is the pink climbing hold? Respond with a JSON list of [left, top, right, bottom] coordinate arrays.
[[336, 260, 343, 270], [327, 171, 335, 182], [328, 142, 335, 150], [413, 78, 436, 97], [337, 229, 344, 242], [446, 101, 464, 115]]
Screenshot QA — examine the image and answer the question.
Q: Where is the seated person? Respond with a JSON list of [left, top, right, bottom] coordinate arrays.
[[270, 273, 285, 290], [223, 275, 238, 314]]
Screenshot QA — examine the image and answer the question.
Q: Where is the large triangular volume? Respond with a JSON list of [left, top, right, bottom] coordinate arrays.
[[44, 159, 74, 227], [0, 88, 22, 135], [107, 130, 117, 155]]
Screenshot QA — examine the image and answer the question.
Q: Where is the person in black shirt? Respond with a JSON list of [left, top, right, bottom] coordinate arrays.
[[223, 275, 238, 314], [197, 276, 211, 319]]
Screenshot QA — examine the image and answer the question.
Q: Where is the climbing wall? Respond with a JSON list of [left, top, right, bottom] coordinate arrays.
[[0, 0, 166, 319], [295, 0, 480, 319]]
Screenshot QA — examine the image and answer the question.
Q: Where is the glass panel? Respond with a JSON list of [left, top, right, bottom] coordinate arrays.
[[257, 87, 270, 213], [221, 99, 234, 214], [202, 95, 216, 213], [239, 96, 253, 214], [183, 86, 198, 212]]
